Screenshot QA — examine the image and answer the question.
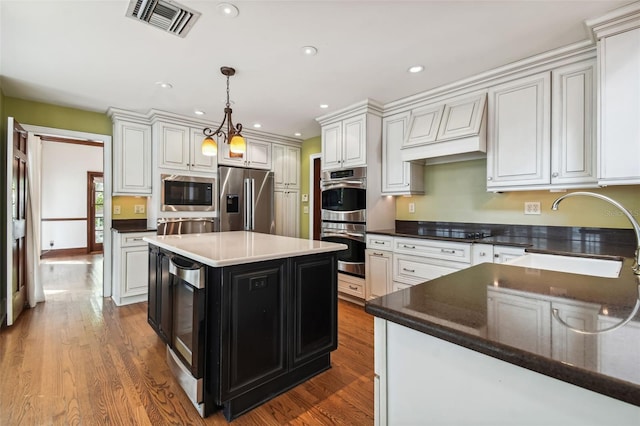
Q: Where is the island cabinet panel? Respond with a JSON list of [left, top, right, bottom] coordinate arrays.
[[148, 245, 172, 345], [220, 260, 288, 400], [290, 254, 338, 368]]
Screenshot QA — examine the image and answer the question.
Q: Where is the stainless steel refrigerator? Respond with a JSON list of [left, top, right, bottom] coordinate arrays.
[[218, 166, 275, 234]]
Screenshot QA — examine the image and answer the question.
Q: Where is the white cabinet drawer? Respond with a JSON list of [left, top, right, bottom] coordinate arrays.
[[121, 231, 154, 247], [338, 273, 365, 298], [367, 234, 393, 250], [393, 237, 471, 264], [393, 253, 465, 285]]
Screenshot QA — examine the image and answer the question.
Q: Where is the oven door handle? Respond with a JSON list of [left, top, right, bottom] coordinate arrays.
[[322, 231, 365, 240], [321, 181, 366, 190]]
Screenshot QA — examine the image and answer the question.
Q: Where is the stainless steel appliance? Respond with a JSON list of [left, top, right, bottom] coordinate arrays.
[[320, 167, 367, 278], [320, 167, 366, 222], [157, 217, 218, 235], [166, 254, 206, 416], [321, 221, 366, 277], [218, 166, 275, 233], [161, 174, 216, 212]]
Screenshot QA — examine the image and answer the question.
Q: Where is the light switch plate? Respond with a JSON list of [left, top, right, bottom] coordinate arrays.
[[134, 204, 145, 214], [409, 203, 415, 214]]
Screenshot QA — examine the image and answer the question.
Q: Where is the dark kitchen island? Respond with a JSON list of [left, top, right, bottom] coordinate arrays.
[[144, 231, 346, 421]]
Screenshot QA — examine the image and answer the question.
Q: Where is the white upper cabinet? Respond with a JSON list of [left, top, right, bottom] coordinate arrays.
[[551, 59, 597, 186], [437, 94, 486, 141], [157, 121, 217, 173], [382, 112, 424, 195], [596, 26, 640, 185], [272, 143, 300, 189], [320, 113, 367, 171], [487, 59, 598, 191], [487, 72, 552, 189], [401, 93, 487, 163], [404, 104, 444, 147], [112, 118, 152, 195], [218, 138, 272, 170]]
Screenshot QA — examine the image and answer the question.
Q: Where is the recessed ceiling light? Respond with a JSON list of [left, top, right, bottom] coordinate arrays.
[[320, 104, 329, 109], [253, 123, 262, 128], [218, 3, 239, 18], [156, 81, 173, 89], [294, 132, 302, 137], [194, 110, 205, 116], [408, 65, 424, 73], [301, 46, 318, 56]]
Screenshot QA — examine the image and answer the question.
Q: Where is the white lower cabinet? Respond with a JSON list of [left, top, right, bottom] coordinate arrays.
[[472, 244, 526, 265], [112, 230, 154, 306], [338, 273, 365, 300], [374, 317, 638, 426], [365, 249, 392, 300]]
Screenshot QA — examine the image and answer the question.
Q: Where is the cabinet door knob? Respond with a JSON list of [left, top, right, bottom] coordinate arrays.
[[487, 177, 493, 181], [552, 172, 559, 177]]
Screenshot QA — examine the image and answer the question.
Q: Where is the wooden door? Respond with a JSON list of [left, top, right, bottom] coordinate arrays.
[[87, 172, 104, 253], [9, 118, 28, 324]]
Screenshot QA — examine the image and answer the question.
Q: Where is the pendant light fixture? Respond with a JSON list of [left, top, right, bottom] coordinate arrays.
[[202, 66, 246, 156]]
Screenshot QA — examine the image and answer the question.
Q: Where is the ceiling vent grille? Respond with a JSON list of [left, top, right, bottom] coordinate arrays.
[[126, 0, 200, 38]]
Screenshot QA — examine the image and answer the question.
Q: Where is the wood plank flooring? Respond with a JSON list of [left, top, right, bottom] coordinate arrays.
[[0, 255, 374, 425]]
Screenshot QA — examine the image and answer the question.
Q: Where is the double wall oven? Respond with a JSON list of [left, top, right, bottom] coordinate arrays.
[[320, 167, 366, 278]]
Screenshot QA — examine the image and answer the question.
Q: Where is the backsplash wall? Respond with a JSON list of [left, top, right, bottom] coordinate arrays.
[[395, 159, 640, 229]]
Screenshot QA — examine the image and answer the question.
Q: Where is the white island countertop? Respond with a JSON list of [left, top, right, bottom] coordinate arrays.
[[144, 231, 347, 268]]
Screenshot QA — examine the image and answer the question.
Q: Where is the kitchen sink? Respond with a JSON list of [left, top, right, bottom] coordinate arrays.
[[506, 253, 623, 278]]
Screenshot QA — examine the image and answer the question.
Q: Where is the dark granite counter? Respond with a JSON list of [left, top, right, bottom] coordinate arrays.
[[365, 259, 640, 407], [111, 219, 156, 233], [368, 221, 637, 258]]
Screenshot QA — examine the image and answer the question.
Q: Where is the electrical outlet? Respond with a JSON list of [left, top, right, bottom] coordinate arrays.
[[409, 202, 415, 214], [524, 201, 541, 215], [134, 204, 145, 214], [113, 205, 121, 215], [301, 194, 309, 202], [303, 206, 309, 214]]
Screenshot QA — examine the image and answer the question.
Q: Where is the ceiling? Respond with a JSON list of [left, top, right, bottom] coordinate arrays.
[[0, 0, 632, 140]]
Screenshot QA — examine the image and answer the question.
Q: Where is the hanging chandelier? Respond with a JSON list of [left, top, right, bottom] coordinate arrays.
[[201, 66, 246, 156]]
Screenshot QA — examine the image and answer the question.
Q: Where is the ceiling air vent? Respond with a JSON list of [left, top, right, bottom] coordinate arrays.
[[126, 0, 201, 38]]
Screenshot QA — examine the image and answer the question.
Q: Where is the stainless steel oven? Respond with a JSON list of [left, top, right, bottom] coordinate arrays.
[[320, 221, 366, 278], [166, 255, 206, 415], [320, 167, 366, 223]]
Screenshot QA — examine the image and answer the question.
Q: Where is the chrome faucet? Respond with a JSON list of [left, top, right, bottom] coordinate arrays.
[[551, 191, 640, 275]]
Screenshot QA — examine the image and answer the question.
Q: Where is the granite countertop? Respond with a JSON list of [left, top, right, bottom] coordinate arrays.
[[112, 219, 156, 233], [368, 221, 637, 258], [365, 259, 640, 407], [144, 231, 347, 267]]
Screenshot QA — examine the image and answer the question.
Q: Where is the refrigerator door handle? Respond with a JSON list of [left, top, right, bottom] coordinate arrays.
[[250, 178, 256, 231], [244, 178, 252, 231]]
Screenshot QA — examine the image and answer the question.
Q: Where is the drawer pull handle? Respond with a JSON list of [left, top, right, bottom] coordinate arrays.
[[403, 268, 415, 273], [373, 252, 384, 256], [131, 238, 143, 241], [348, 285, 359, 290], [403, 244, 416, 249], [374, 241, 385, 245], [441, 249, 456, 254]]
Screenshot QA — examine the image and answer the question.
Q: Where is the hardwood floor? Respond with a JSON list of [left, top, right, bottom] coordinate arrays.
[[0, 255, 374, 425]]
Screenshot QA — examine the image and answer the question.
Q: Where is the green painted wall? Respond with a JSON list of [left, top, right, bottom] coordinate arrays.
[[299, 136, 321, 239], [395, 159, 640, 229], [3, 97, 111, 136]]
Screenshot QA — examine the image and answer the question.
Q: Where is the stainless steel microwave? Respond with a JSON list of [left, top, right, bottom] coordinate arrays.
[[161, 174, 216, 212]]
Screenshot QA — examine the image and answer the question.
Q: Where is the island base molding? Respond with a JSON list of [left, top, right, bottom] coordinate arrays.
[[374, 318, 639, 426]]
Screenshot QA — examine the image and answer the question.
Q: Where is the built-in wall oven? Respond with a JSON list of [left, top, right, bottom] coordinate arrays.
[[320, 167, 366, 278]]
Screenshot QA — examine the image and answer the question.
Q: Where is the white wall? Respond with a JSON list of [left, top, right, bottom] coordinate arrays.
[[40, 141, 103, 250]]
